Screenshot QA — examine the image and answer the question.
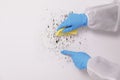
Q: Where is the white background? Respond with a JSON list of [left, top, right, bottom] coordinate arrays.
[[0, 0, 120, 80]]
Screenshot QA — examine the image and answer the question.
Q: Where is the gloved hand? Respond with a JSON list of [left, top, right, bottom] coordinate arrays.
[[61, 50, 91, 70], [57, 13, 88, 33]]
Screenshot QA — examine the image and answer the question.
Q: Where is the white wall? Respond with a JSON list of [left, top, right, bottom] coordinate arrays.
[[0, 0, 120, 80]]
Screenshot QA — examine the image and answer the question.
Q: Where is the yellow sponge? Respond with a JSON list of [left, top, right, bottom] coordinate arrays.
[[55, 28, 78, 36]]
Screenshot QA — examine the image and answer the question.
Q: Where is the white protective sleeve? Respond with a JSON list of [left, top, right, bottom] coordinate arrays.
[[85, 1, 120, 32], [87, 56, 120, 80]]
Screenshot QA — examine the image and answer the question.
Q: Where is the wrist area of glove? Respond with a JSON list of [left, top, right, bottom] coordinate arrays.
[[77, 53, 91, 70], [83, 57, 91, 70], [79, 13, 88, 27], [86, 57, 91, 69]]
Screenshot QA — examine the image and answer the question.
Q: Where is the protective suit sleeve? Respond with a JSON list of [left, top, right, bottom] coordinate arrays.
[[87, 56, 120, 80], [85, 2, 120, 32]]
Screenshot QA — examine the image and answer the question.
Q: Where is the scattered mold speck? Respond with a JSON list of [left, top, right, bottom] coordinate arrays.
[[48, 25, 49, 28], [79, 42, 81, 45]]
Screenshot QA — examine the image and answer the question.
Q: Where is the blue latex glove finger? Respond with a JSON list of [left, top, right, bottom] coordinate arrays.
[[57, 13, 88, 32], [57, 19, 71, 31], [61, 50, 76, 56], [61, 50, 91, 70]]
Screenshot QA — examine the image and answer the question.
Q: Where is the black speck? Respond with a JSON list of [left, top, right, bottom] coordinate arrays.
[[65, 57, 67, 59], [64, 14, 68, 18], [79, 42, 81, 45], [66, 38, 68, 40], [56, 23, 59, 26], [69, 59, 72, 62], [48, 26, 49, 28], [53, 19, 55, 22], [56, 39, 59, 44]]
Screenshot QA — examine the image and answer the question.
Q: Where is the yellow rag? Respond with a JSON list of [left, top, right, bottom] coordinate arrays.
[[55, 28, 78, 36]]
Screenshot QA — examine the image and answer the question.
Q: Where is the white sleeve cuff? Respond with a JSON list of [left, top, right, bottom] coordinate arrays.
[[85, 2, 120, 32], [87, 56, 120, 80]]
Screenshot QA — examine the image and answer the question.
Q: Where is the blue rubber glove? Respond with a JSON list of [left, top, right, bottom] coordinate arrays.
[[61, 50, 91, 70], [57, 13, 88, 32]]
